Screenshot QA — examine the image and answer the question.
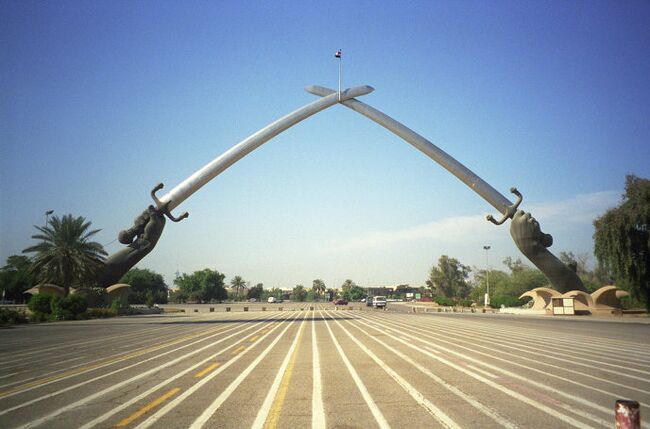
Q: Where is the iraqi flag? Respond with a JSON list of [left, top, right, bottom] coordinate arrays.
[[335, 49, 342, 58]]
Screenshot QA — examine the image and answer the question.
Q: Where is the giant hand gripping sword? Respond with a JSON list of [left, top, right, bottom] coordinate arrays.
[[98, 84, 584, 293]]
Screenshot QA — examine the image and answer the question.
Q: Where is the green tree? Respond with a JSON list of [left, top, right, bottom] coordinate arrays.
[[340, 279, 356, 296], [558, 251, 579, 274], [594, 175, 650, 310], [248, 283, 264, 301], [291, 284, 307, 302], [426, 255, 471, 299], [312, 279, 326, 300], [120, 268, 168, 305], [471, 269, 510, 303], [230, 275, 248, 300], [508, 266, 547, 299], [23, 214, 107, 294], [0, 255, 33, 303], [502, 257, 527, 274], [559, 251, 605, 292], [174, 269, 227, 303], [267, 287, 283, 300], [339, 279, 366, 301], [344, 285, 366, 301]]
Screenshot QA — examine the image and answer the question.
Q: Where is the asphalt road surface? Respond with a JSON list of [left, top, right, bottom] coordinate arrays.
[[1, 305, 648, 429]]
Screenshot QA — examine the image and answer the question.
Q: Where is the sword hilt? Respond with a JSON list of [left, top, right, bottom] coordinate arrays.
[[151, 183, 189, 223], [486, 187, 522, 226]]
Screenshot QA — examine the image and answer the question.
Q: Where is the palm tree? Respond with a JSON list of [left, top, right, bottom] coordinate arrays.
[[230, 275, 247, 300], [312, 279, 326, 300], [23, 214, 107, 294]]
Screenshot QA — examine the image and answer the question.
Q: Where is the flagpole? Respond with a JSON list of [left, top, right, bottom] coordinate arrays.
[[337, 49, 342, 101]]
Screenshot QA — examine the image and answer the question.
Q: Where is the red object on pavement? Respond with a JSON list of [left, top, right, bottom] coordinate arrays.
[[615, 400, 640, 429]]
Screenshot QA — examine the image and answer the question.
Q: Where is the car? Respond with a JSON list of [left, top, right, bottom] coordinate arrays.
[[366, 296, 374, 307], [333, 299, 348, 305], [372, 296, 387, 308]]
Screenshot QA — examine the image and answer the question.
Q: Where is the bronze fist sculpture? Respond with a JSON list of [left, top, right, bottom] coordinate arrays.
[[510, 210, 584, 293]]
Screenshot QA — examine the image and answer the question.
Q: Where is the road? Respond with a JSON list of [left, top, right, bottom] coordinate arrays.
[[1, 305, 648, 429]]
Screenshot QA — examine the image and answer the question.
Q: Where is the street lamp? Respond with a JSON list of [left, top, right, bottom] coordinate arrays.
[[483, 245, 491, 306], [45, 210, 54, 228]]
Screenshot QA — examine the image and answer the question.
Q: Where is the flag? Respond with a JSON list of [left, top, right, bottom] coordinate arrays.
[[335, 49, 342, 58]]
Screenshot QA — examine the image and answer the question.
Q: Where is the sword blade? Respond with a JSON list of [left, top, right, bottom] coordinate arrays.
[[158, 85, 374, 212], [305, 85, 513, 215]]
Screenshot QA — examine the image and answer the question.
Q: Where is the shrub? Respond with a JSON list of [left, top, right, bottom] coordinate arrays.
[[110, 298, 134, 315], [86, 307, 117, 318], [74, 287, 107, 308], [51, 294, 88, 320], [0, 308, 28, 326], [28, 294, 53, 314], [29, 312, 49, 323], [146, 291, 155, 308], [434, 296, 456, 306], [490, 295, 525, 308]]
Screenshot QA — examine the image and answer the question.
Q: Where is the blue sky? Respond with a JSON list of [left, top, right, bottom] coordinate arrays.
[[2, 1, 649, 289]]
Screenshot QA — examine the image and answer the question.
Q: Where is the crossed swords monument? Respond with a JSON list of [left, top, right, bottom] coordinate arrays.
[[96, 80, 585, 295]]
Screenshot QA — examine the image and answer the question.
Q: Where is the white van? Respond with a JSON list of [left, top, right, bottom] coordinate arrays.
[[372, 296, 387, 308]]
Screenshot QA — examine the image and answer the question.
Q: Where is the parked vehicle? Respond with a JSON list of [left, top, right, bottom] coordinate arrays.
[[333, 299, 348, 305], [366, 296, 374, 307], [372, 296, 387, 308]]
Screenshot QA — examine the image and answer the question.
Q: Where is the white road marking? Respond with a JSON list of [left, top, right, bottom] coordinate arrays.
[[187, 313, 305, 429], [346, 316, 519, 429], [0, 372, 19, 380], [127, 313, 297, 429], [328, 311, 461, 429], [311, 311, 326, 429], [377, 312, 650, 401], [321, 311, 390, 429], [434, 318, 650, 379], [360, 313, 608, 429], [457, 318, 650, 357], [0, 325, 172, 367], [12, 313, 275, 429], [250, 317, 306, 429], [0, 324, 231, 402], [465, 364, 499, 379]]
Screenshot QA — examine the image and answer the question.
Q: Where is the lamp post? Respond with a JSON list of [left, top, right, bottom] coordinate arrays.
[[483, 245, 491, 307]]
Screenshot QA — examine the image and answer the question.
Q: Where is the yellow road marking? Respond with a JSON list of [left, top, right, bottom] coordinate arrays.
[[263, 325, 304, 429], [231, 345, 246, 355], [114, 387, 181, 427], [249, 336, 259, 342], [0, 326, 228, 398], [194, 362, 221, 378]]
